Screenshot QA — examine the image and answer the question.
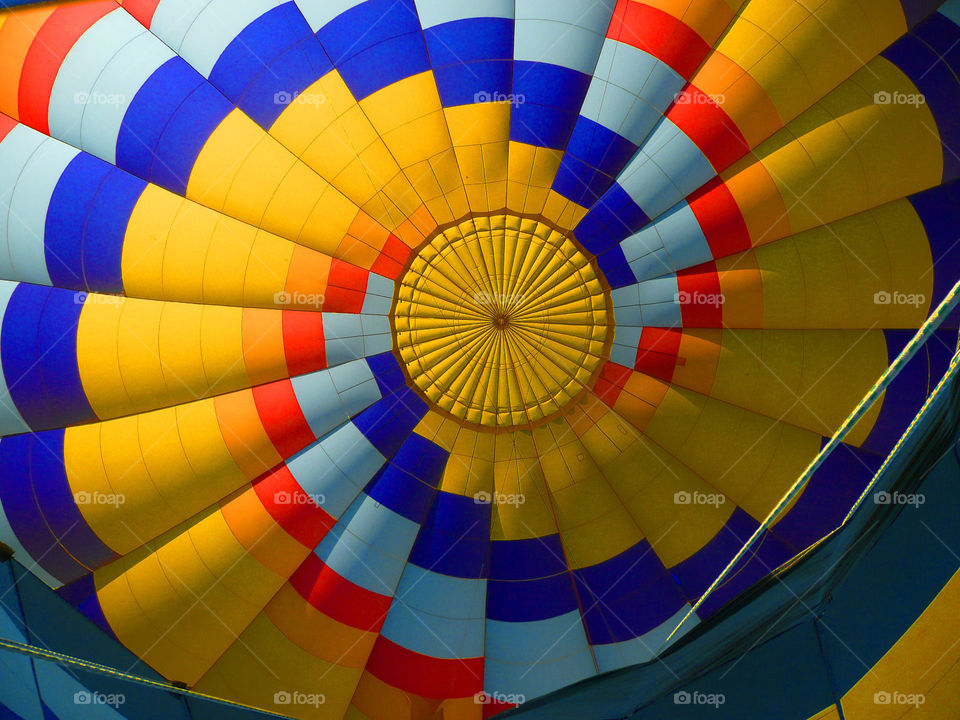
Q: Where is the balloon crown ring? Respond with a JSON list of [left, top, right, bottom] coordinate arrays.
[[391, 213, 614, 431]]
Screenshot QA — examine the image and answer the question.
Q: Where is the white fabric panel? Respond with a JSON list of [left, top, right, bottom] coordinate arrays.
[[150, 0, 213, 51], [48, 10, 143, 155], [78, 31, 176, 164], [484, 611, 596, 698], [415, 0, 513, 29], [317, 495, 420, 593], [5, 136, 77, 286]]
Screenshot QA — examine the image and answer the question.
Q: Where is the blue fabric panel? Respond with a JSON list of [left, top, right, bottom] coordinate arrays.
[[882, 20, 960, 182], [116, 58, 232, 195], [487, 571, 579, 622], [574, 541, 685, 643], [575, 183, 650, 255], [408, 491, 491, 578], [908, 181, 960, 326]]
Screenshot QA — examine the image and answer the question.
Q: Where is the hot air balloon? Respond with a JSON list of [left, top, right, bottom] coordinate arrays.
[[0, 0, 958, 718]]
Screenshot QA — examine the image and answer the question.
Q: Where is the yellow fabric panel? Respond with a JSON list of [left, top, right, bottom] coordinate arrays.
[[698, 330, 886, 446], [352, 669, 472, 720], [407, 148, 471, 224], [97, 507, 286, 684], [413, 411, 460, 453], [715, 251, 762, 328], [738, 58, 941, 242], [435, 424, 498, 501], [187, 109, 360, 257], [200, 219, 259, 304], [74, 297, 125, 418], [444, 429, 497, 500], [66, 399, 248, 554], [270, 71, 427, 234], [197, 304, 248, 395], [612, 372, 668, 432], [491, 429, 558, 541], [642, 384, 823, 521], [159, 199, 216, 300], [361, 71, 468, 225], [62, 422, 113, 551], [534, 419, 642, 569], [113, 299, 164, 410], [156, 302, 210, 400], [721, 160, 792, 246], [609, 426, 735, 568], [440, 448, 488, 499], [121, 184, 181, 299], [220, 486, 310, 579], [543, 189, 589, 232], [96, 416, 173, 548], [445, 103, 510, 214], [77, 298, 267, 419], [754, 199, 933, 329], [194, 612, 361, 720], [76, 301, 299, 421], [897, 659, 960, 719], [715, 0, 907, 125], [95, 525, 214, 680], [506, 141, 563, 217], [265, 584, 376, 668], [569, 401, 632, 463], [236, 235, 294, 306], [671, 329, 722, 395], [842, 568, 960, 719]]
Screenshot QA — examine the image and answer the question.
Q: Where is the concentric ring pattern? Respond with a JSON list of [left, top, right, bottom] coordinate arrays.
[[394, 215, 610, 428], [0, 0, 958, 718]]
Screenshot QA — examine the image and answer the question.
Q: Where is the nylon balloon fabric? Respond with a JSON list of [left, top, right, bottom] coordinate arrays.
[[0, 1, 958, 718]]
